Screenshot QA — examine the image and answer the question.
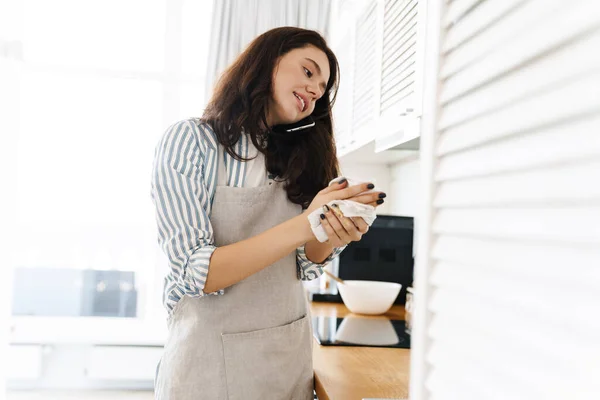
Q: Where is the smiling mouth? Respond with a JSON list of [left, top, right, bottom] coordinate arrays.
[[293, 92, 306, 112]]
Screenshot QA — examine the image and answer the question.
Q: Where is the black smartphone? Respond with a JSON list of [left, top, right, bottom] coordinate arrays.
[[271, 116, 315, 134]]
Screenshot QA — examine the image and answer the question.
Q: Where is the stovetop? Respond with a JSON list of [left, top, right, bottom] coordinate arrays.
[[312, 316, 411, 349]]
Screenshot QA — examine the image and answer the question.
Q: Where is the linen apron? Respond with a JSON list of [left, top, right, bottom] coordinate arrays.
[[154, 142, 314, 400]]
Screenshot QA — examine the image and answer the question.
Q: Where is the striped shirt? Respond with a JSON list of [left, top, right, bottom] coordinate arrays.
[[151, 119, 345, 316]]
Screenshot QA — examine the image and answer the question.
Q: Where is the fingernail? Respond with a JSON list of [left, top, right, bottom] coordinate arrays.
[[367, 183, 375, 189], [331, 203, 338, 208], [379, 193, 387, 199], [376, 199, 384, 204], [323, 205, 330, 212], [320, 213, 326, 220], [338, 178, 347, 184]]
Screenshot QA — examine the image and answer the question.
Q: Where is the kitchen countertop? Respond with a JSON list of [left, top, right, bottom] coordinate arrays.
[[309, 301, 410, 400]]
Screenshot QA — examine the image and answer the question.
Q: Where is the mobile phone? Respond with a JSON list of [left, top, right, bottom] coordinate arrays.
[[272, 116, 315, 134]]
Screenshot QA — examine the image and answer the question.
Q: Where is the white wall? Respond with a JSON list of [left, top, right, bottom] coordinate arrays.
[[338, 161, 392, 215], [389, 156, 420, 217], [340, 156, 421, 259], [339, 155, 422, 218]]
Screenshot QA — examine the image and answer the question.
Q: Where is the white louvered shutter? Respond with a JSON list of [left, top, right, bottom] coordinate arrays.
[[351, 0, 380, 147], [411, 1, 600, 400]]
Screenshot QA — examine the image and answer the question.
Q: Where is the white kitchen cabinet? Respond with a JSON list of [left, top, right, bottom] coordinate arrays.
[[349, 0, 382, 152], [375, 0, 428, 152], [333, 0, 384, 156], [330, 0, 428, 161], [330, 5, 356, 156]]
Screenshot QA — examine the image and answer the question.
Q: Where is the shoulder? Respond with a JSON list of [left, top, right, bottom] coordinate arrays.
[[160, 118, 219, 155]]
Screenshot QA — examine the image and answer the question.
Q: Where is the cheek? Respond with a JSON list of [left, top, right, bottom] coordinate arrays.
[[274, 83, 293, 109], [272, 76, 285, 100], [271, 68, 300, 115], [279, 66, 299, 88]]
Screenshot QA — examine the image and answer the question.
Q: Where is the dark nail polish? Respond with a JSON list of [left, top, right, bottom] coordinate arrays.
[[367, 183, 375, 189], [376, 199, 384, 204], [324, 205, 330, 212], [379, 193, 387, 199], [338, 178, 347, 184], [320, 213, 326, 220], [331, 203, 338, 208]]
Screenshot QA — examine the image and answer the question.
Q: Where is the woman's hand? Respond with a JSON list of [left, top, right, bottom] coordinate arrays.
[[320, 200, 384, 247], [303, 178, 385, 216], [302, 178, 386, 247]]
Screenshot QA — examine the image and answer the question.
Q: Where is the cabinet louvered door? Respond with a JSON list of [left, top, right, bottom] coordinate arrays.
[[376, 0, 427, 151], [332, 24, 356, 155], [411, 1, 600, 400], [351, 0, 380, 147], [380, 0, 419, 116]]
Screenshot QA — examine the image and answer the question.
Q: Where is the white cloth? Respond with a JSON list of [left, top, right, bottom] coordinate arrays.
[[308, 176, 379, 243]]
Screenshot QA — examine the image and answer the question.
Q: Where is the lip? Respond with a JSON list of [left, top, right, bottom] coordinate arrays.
[[293, 92, 308, 113]]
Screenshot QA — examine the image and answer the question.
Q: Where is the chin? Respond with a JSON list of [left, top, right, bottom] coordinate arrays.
[[290, 110, 305, 122], [273, 104, 303, 125], [280, 113, 300, 125]]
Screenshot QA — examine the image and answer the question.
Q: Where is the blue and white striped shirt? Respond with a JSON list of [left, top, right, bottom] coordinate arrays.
[[151, 119, 344, 316]]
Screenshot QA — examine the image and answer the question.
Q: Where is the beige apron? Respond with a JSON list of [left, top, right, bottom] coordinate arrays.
[[155, 143, 314, 400]]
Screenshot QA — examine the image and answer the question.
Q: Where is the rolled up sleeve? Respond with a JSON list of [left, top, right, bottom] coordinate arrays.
[[151, 120, 223, 302], [296, 244, 346, 281]]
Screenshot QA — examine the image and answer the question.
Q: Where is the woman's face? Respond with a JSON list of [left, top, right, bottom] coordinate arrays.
[[267, 45, 331, 126]]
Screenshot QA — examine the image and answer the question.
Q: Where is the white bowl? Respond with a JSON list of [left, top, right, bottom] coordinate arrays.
[[337, 280, 402, 315]]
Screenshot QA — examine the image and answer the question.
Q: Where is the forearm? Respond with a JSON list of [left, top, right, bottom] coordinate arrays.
[[203, 213, 313, 293], [304, 239, 334, 264]]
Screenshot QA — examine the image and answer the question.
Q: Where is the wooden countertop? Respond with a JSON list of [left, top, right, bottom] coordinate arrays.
[[309, 302, 410, 400]]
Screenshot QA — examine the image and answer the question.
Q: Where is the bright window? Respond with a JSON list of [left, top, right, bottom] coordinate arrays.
[[9, 0, 213, 330]]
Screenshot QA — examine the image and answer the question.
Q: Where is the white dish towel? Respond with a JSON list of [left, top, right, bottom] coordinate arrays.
[[307, 177, 379, 243]]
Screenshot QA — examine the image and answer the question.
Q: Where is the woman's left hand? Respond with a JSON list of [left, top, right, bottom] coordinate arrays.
[[319, 204, 372, 248]]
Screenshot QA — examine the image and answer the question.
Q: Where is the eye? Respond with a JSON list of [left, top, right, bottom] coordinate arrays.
[[303, 67, 313, 78]]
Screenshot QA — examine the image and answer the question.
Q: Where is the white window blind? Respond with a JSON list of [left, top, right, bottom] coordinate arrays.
[[411, 1, 600, 399], [352, 0, 379, 134]]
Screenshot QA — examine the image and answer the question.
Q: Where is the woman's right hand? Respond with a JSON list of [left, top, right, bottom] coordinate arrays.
[[303, 178, 385, 216]]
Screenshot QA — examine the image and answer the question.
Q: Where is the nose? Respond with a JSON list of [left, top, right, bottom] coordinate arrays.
[[307, 84, 323, 101]]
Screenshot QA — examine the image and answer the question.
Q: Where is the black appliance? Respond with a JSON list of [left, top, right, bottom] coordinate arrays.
[[311, 215, 414, 304]]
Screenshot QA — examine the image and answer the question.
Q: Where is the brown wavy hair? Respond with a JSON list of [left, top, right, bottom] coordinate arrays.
[[201, 26, 341, 209]]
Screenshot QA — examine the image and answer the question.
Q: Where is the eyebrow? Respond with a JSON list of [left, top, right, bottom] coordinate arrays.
[[304, 57, 328, 91]]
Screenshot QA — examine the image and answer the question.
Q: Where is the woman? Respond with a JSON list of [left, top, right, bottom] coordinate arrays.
[[151, 27, 386, 399]]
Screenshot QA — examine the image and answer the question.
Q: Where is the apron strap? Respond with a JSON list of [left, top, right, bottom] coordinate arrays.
[[216, 142, 228, 187]]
